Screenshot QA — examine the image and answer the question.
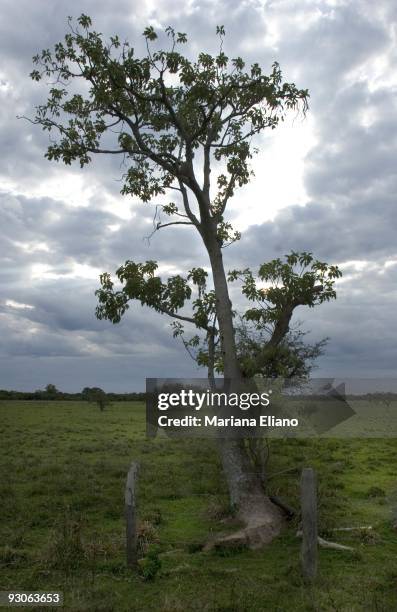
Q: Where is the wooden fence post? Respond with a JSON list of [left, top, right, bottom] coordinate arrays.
[[301, 467, 318, 580], [125, 461, 139, 568]]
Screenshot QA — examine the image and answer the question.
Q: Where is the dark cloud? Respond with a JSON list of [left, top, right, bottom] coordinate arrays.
[[235, 189, 397, 265]]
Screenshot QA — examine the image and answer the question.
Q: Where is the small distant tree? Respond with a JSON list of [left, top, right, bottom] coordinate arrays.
[[45, 384, 59, 399], [82, 387, 110, 411]]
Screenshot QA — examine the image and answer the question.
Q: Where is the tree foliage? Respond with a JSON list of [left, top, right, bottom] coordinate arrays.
[[29, 14, 309, 247], [96, 251, 341, 377], [235, 321, 328, 381]]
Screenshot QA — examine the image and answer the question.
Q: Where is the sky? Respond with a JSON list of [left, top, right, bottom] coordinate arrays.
[[0, 0, 397, 391]]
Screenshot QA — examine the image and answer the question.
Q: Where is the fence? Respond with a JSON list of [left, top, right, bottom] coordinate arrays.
[[124, 462, 357, 580]]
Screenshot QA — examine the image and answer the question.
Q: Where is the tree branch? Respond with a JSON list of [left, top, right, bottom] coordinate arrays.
[[267, 286, 323, 348], [157, 306, 211, 333], [178, 179, 200, 227]]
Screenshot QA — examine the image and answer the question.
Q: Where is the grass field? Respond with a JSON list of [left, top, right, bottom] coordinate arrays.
[[0, 400, 396, 611]]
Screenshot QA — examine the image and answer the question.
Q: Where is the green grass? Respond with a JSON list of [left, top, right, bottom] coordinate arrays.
[[0, 401, 396, 611]]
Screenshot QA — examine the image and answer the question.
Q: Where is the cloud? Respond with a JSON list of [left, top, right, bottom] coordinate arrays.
[[0, 0, 396, 389]]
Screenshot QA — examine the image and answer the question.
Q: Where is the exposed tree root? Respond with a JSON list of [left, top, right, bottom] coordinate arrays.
[[205, 495, 285, 551]]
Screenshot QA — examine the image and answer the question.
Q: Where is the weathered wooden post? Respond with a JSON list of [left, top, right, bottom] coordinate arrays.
[[300, 467, 318, 580], [125, 461, 139, 568]]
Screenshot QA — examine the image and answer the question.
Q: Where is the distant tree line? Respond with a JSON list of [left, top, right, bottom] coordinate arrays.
[[1, 383, 396, 403], [0, 383, 146, 401]]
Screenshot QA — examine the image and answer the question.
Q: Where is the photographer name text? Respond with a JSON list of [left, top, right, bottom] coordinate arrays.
[[157, 414, 299, 428]]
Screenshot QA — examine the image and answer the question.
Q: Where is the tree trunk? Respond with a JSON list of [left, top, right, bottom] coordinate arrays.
[[204, 230, 284, 546], [205, 236, 240, 379]]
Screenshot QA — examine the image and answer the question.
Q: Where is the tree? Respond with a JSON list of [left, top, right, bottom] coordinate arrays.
[[29, 15, 340, 543], [45, 383, 59, 399], [82, 386, 110, 411]]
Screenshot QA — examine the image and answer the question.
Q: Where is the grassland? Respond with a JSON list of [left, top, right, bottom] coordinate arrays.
[[0, 400, 396, 611]]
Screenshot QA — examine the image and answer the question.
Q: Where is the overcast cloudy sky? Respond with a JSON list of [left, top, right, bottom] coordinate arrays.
[[0, 0, 396, 391]]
